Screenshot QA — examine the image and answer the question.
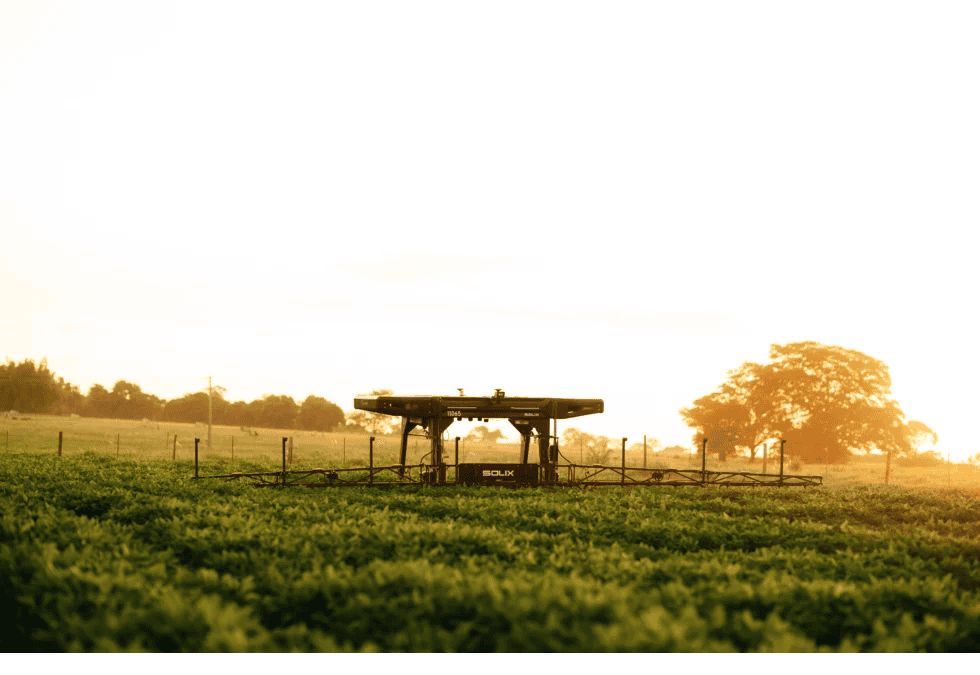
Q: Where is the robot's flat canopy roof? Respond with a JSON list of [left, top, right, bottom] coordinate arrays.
[[353, 395, 603, 420]]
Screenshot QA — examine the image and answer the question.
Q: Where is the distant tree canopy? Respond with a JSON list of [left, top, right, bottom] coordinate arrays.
[[0, 358, 61, 413], [561, 428, 615, 465], [164, 391, 219, 425], [0, 357, 349, 432], [680, 341, 922, 464], [627, 436, 662, 455], [906, 420, 938, 455], [679, 362, 768, 462], [296, 395, 345, 432], [464, 425, 506, 444], [83, 381, 163, 420], [254, 395, 298, 430], [344, 389, 396, 435], [162, 392, 313, 431]]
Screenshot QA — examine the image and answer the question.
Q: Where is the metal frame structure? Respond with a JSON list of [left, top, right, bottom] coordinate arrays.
[[354, 391, 602, 483], [193, 394, 823, 489], [196, 453, 823, 489]]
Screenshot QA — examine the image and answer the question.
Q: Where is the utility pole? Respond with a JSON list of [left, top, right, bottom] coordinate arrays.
[[201, 376, 226, 450], [205, 376, 213, 449]]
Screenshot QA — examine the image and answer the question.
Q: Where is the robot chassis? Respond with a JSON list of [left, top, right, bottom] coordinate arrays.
[[196, 391, 822, 489]]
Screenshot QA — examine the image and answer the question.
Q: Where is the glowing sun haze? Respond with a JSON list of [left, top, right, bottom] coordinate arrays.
[[1, 2, 977, 459]]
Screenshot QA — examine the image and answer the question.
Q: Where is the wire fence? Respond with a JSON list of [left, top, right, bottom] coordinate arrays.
[[3, 415, 979, 492], [0, 416, 556, 469]]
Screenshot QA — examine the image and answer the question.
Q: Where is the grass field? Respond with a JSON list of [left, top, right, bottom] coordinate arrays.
[[4, 414, 980, 652], [3, 414, 978, 493]]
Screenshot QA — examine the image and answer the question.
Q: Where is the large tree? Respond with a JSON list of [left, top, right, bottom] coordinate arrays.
[[53, 377, 83, 415], [85, 384, 120, 419], [904, 420, 938, 456], [680, 342, 917, 464], [110, 380, 164, 420], [255, 395, 299, 430], [162, 392, 209, 424], [296, 395, 345, 432], [464, 425, 506, 444], [222, 400, 252, 427], [0, 358, 60, 413], [680, 363, 768, 461]]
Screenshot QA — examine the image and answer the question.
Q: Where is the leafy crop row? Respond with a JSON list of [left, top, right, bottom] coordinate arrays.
[[2, 452, 979, 651]]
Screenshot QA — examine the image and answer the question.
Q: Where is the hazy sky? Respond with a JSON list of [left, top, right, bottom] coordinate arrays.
[[2, 2, 977, 458]]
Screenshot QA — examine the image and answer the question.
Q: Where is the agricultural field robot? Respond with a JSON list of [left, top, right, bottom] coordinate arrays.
[[197, 390, 822, 489]]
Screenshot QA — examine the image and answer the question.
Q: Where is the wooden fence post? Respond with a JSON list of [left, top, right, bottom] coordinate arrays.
[[762, 443, 768, 475], [621, 437, 627, 486], [780, 439, 786, 482], [281, 437, 287, 486], [288, 436, 293, 465], [173, 434, 177, 461], [369, 436, 375, 485], [701, 438, 708, 482], [194, 438, 199, 478], [58, 431, 63, 457]]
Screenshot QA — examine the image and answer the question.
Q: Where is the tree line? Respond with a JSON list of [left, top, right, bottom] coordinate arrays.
[[0, 358, 350, 433], [1, 343, 944, 463]]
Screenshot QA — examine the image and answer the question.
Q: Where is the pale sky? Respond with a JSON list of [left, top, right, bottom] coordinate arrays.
[[2, 2, 977, 459]]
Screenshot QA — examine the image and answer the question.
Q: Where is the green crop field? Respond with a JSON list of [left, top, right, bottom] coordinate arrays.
[[3, 414, 980, 652]]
